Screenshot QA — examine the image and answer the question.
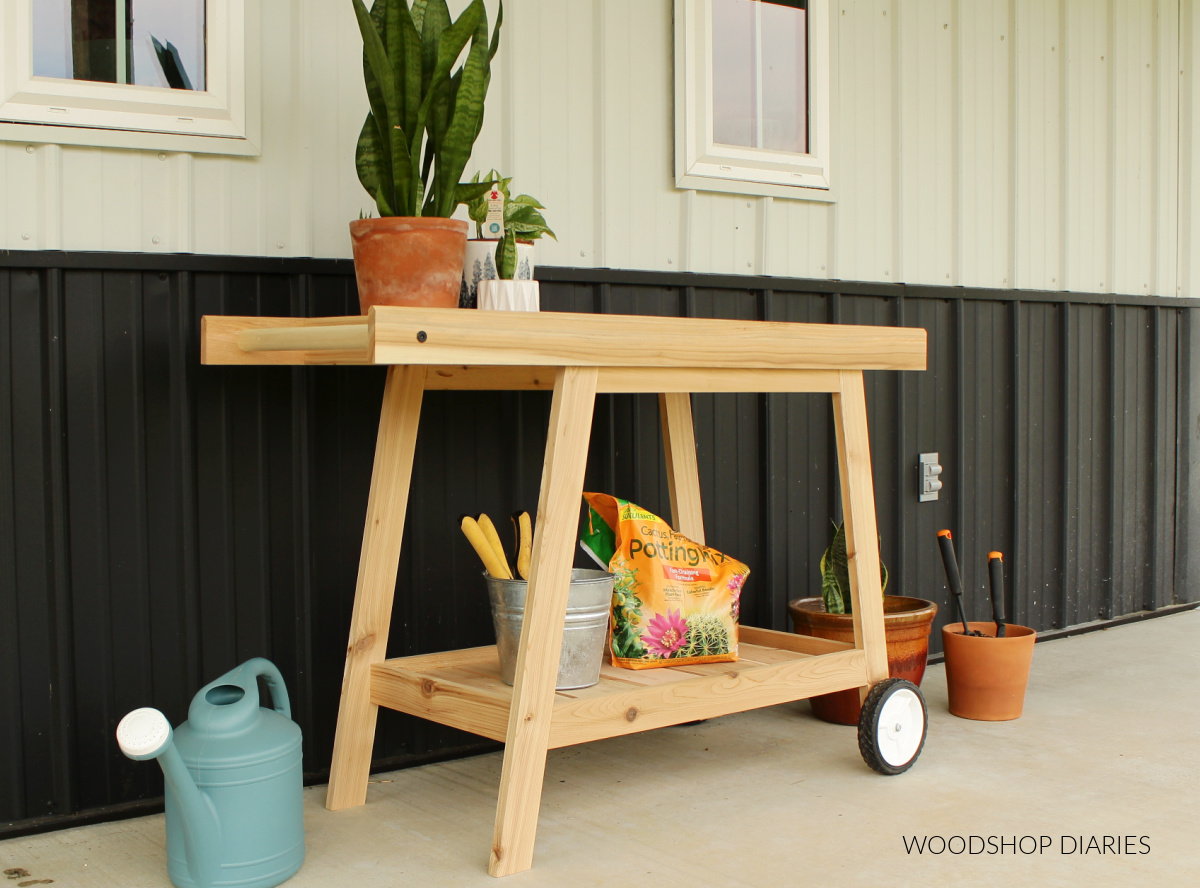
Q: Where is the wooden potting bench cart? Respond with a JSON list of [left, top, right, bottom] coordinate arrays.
[[201, 306, 927, 877]]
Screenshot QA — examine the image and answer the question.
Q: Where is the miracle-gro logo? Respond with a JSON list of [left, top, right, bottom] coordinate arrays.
[[902, 835, 1150, 855]]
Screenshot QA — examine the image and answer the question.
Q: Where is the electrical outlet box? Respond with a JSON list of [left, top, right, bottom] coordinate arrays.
[[919, 453, 942, 502]]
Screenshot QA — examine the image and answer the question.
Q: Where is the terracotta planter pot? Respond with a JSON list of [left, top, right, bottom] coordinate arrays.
[[942, 622, 1036, 721], [787, 596, 938, 725], [349, 217, 468, 314]]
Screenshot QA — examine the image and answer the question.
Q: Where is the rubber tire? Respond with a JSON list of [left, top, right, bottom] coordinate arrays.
[[857, 678, 927, 775]]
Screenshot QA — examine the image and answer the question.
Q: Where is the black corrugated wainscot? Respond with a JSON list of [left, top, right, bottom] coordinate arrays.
[[2, 250, 1198, 835]]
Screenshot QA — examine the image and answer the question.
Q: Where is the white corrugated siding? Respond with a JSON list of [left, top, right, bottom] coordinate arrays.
[[1, 0, 1196, 297]]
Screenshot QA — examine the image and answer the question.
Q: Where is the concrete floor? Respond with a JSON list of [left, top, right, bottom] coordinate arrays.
[[3, 610, 1198, 888]]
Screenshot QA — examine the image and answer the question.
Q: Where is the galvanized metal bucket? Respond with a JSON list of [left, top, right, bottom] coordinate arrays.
[[486, 569, 613, 690]]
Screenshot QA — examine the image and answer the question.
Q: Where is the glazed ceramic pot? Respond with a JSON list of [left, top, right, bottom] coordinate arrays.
[[460, 239, 535, 308], [349, 217, 468, 313], [787, 596, 938, 725], [942, 622, 1036, 720]]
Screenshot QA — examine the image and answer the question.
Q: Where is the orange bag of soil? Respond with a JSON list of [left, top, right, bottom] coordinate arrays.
[[580, 493, 749, 669]]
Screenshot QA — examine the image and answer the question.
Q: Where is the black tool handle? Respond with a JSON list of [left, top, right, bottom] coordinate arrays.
[[988, 552, 1007, 638], [937, 530, 971, 634]]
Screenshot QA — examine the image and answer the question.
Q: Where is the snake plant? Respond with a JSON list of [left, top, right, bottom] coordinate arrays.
[[820, 521, 889, 615], [351, 0, 502, 218]]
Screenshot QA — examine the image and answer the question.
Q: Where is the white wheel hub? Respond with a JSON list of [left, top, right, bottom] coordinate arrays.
[[875, 688, 924, 767]]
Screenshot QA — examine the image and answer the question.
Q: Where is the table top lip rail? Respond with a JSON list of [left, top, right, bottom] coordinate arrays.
[[201, 306, 927, 372]]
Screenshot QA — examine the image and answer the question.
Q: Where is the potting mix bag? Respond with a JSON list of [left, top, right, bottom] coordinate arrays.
[[580, 493, 749, 669]]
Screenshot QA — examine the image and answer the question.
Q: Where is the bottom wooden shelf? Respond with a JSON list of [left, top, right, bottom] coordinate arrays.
[[370, 626, 869, 749]]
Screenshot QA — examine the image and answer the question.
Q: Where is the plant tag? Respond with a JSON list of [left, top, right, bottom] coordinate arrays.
[[485, 189, 505, 238]]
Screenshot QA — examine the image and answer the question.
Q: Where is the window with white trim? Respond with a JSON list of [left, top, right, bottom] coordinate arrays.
[[1, 0, 257, 155], [675, 0, 831, 200]]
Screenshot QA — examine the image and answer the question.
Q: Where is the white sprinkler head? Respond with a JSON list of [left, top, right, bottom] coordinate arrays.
[[117, 707, 172, 760]]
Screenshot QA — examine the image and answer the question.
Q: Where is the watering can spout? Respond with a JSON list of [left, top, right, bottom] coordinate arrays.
[[118, 708, 222, 888]]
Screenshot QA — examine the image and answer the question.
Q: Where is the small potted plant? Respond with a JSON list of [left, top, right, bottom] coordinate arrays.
[[788, 521, 938, 725], [348, 0, 502, 313], [458, 170, 555, 309]]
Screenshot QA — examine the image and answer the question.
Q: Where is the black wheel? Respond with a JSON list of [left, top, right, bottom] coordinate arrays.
[[857, 678, 927, 775]]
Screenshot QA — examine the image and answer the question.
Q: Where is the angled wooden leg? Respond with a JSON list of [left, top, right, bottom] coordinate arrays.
[[831, 370, 889, 694], [326, 365, 427, 810], [489, 367, 599, 877], [659, 392, 706, 544]]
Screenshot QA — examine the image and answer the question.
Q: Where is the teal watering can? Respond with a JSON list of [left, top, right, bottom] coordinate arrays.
[[117, 659, 305, 888]]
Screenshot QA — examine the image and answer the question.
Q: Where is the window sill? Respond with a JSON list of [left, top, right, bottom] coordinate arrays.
[[675, 172, 836, 203], [0, 120, 260, 156]]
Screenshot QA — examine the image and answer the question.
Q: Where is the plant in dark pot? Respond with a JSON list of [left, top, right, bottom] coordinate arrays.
[[788, 521, 938, 725], [349, 0, 502, 313], [458, 170, 555, 310]]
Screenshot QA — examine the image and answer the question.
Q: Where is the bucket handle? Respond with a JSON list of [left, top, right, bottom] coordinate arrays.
[[239, 658, 291, 719]]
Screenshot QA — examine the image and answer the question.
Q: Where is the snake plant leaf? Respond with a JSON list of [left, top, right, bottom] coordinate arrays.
[[433, 30, 489, 215], [352, 0, 397, 128], [420, 1, 451, 96], [356, 115, 395, 216], [496, 228, 517, 280], [391, 122, 416, 215], [488, 0, 503, 64], [410, 0, 428, 35], [473, 0, 502, 142], [820, 520, 888, 614], [384, 0, 421, 143], [454, 180, 495, 205], [412, 1, 483, 178]]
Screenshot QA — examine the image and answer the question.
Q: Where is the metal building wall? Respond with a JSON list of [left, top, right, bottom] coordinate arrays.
[[4, 1, 1200, 295], [2, 251, 1198, 834]]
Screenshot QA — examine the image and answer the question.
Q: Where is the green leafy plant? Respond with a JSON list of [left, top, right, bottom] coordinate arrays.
[[820, 521, 888, 615], [351, 0, 502, 218], [461, 169, 555, 279]]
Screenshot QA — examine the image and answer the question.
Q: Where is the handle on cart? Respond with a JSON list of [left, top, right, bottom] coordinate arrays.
[[988, 552, 1007, 638]]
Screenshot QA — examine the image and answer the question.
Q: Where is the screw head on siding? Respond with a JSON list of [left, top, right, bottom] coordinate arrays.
[[25, 145, 34, 154], [580, 250, 586, 257], [152, 236, 161, 244], [21, 233, 30, 240], [158, 153, 167, 161], [276, 241, 285, 250]]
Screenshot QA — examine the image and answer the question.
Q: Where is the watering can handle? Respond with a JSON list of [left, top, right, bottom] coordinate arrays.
[[243, 658, 291, 719]]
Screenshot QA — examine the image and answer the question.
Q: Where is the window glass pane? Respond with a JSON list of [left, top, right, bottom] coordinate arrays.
[[711, 0, 807, 153], [32, 1, 207, 91], [759, 2, 807, 153], [711, 0, 756, 148]]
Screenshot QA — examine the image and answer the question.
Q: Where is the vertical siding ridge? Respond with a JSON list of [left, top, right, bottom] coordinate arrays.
[[1105, 302, 1119, 618], [592, 0, 607, 269], [1011, 298, 1025, 622], [44, 266, 76, 815], [1061, 301, 1073, 628]]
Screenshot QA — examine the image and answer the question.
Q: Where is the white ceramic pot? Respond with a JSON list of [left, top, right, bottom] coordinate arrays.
[[460, 239, 535, 307], [478, 279, 540, 312]]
